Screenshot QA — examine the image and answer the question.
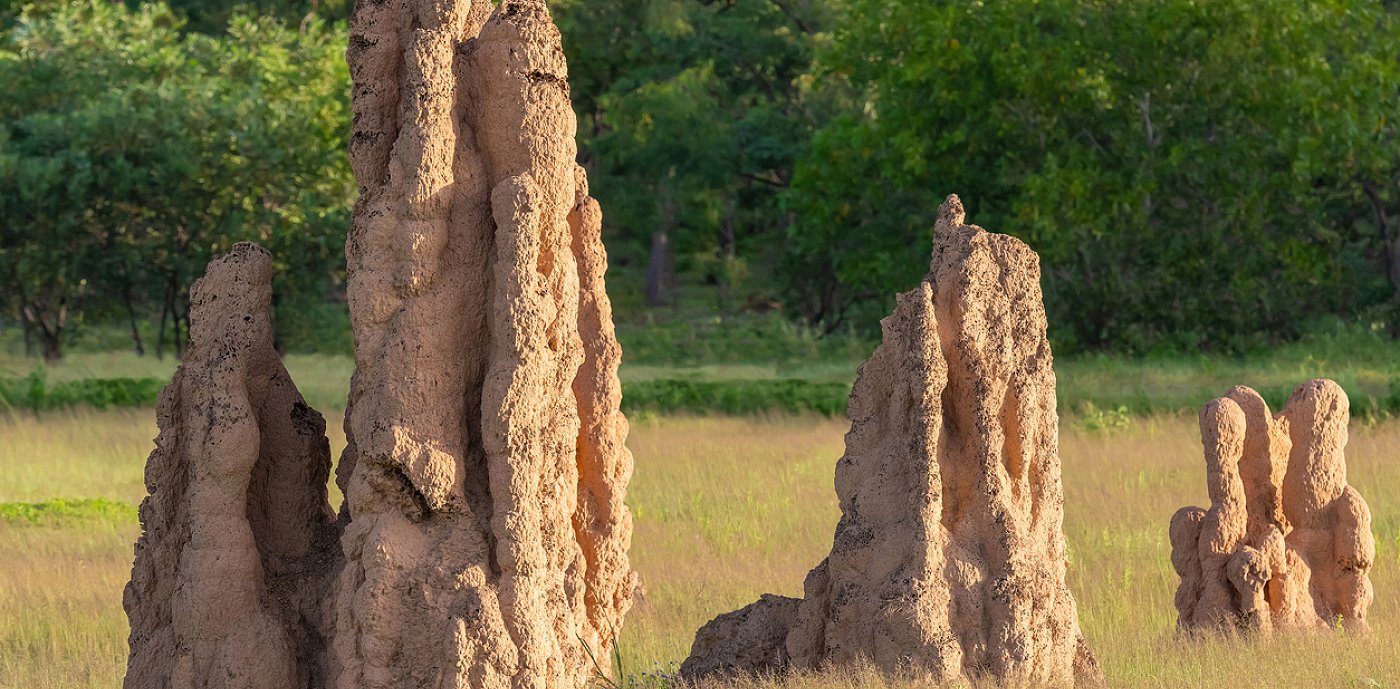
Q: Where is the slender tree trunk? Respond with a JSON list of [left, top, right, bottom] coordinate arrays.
[[156, 276, 176, 360], [21, 299, 65, 363], [717, 208, 737, 310], [119, 263, 145, 356], [646, 180, 676, 307], [719, 212, 737, 260], [19, 311, 32, 358], [174, 283, 189, 357], [50, 299, 67, 363], [645, 230, 670, 307], [1361, 181, 1400, 338], [125, 299, 146, 356]]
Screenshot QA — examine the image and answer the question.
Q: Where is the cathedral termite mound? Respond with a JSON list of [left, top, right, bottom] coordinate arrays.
[[333, 0, 635, 684], [123, 2, 637, 687], [680, 195, 1103, 687], [123, 242, 338, 689], [1170, 380, 1374, 636]]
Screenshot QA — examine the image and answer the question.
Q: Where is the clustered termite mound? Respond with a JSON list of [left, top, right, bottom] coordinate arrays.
[[681, 196, 1104, 687], [123, 1, 636, 687], [1170, 380, 1374, 636]]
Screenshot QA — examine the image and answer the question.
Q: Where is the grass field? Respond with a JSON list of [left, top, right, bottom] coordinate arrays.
[[0, 406, 1396, 689]]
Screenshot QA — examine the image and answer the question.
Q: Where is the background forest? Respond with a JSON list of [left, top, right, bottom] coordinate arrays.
[[2, 0, 1400, 362]]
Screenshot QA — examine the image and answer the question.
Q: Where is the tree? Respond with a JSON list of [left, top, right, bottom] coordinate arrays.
[[783, 0, 1400, 352], [0, 1, 352, 359], [557, 0, 830, 309]]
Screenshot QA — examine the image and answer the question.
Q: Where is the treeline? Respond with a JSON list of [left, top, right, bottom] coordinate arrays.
[[2, 0, 1398, 360]]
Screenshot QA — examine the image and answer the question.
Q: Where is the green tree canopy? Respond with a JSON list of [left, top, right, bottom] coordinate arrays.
[[784, 0, 1400, 352], [557, 0, 830, 308], [0, 0, 351, 358]]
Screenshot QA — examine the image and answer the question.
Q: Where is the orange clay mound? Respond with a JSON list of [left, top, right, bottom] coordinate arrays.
[[1170, 380, 1374, 636], [681, 196, 1102, 687], [123, 2, 636, 688]]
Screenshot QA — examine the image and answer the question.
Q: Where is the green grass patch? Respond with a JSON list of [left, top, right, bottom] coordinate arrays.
[[0, 372, 854, 417], [0, 498, 136, 526], [620, 379, 849, 417], [0, 371, 164, 411], [5, 365, 1400, 421]]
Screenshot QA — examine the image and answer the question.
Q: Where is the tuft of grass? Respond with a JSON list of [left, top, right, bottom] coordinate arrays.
[[1073, 402, 1132, 433]]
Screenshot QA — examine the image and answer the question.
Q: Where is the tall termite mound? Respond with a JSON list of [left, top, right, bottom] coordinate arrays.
[[123, 2, 636, 688], [681, 196, 1101, 687], [123, 242, 339, 689], [1170, 380, 1374, 636], [333, 0, 636, 685]]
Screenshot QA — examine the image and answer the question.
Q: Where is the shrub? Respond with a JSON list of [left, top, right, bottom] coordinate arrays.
[[0, 370, 163, 410]]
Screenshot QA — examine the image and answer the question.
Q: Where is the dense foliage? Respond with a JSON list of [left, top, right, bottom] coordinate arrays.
[[786, 0, 1400, 352], [555, 0, 829, 309], [0, 1, 351, 359], [1, 0, 1398, 359]]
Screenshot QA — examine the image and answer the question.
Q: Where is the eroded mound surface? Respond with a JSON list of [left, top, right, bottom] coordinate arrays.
[[123, 2, 636, 688], [1170, 380, 1374, 636], [682, 196, 1101, 687], [123, 242, 338, 689]]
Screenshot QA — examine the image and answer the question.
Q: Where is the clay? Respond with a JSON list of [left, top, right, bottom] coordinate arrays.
[[682, 196, 1101, 686], [123, 242, 339, 689], [1169, 380, 1375, 635], [124, 2, 636, 688], [333, 0, 636, 686], [679, 595, 803, 680]]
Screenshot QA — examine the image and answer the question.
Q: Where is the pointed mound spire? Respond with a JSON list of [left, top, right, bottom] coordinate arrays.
[[682, 195, 1102, 686]]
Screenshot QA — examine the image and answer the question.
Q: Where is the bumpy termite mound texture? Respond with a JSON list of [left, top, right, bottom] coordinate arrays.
[[681, 196, 1101, 687], [1170, 380, 1374, 636], [334, 0, 636, 686], [123, 242, 339, 689], [125, 2, 636, 688]]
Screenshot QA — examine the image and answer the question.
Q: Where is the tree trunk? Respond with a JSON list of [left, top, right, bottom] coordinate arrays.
[[174, 283, 189, 357], [156, 278, 172, 360], [21, 299, 66, 363], [126, 303, 146, 356], [647, 180, 676, 307], [645, 229, 670, 307], [39, 329, 61, 363], [19, 311, 32, 357], [1361, 181, 1400, 338], [717, 208, 737, 310], [120, 264, 146, 356]]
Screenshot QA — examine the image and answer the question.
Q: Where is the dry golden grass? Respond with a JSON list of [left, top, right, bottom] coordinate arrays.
[[0, 411, 1395, 688]]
